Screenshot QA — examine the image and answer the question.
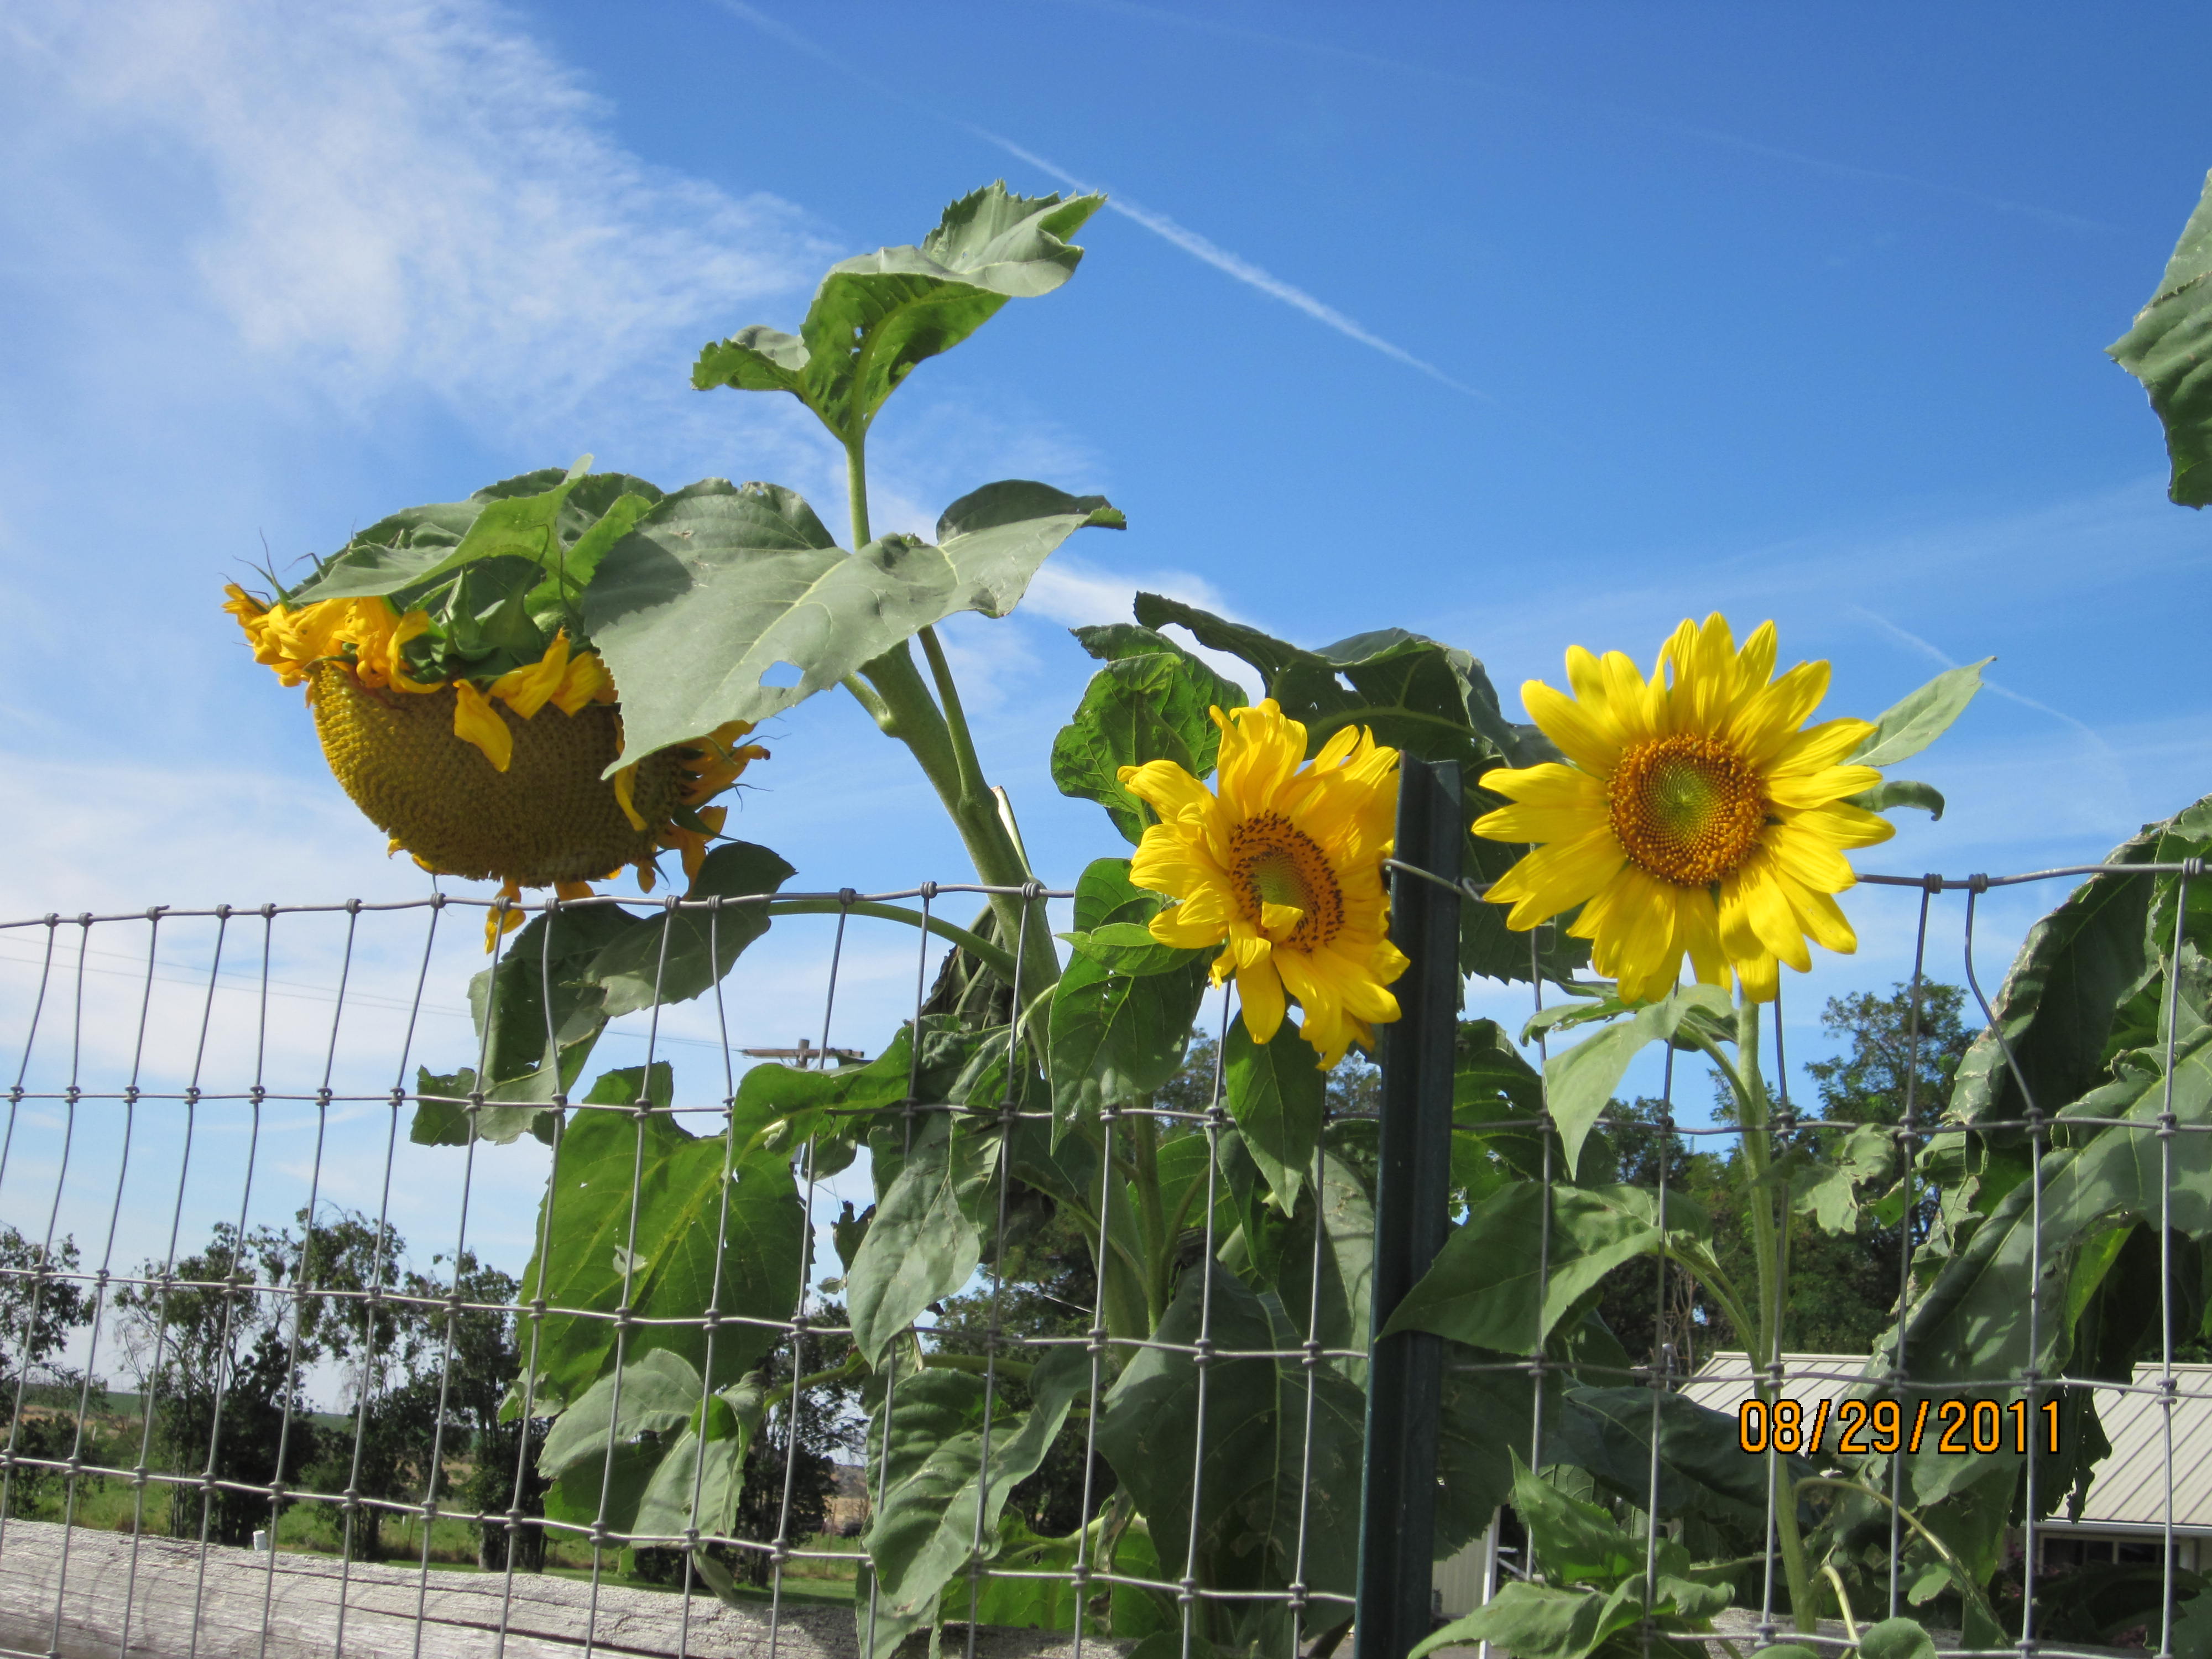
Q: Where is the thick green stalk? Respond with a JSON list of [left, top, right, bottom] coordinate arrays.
[[918, 625, 990, 815], [1131, 1113, 1170, 1328], [1735, 994, 1819, 1632], [837, 434, 1059, 995]]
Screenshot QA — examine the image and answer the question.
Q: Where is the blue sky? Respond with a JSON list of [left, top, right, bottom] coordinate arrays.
[[3, 1, 2209, 1298]]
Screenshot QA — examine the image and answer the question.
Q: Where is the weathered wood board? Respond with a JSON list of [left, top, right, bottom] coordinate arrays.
[[0, 1522, 1128, 1659]]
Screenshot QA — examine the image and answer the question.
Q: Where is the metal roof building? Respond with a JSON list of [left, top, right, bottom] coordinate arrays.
[[1682, 1353, 2212, 1572]]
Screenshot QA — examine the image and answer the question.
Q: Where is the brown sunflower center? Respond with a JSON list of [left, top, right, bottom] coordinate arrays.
[[307, 664, 679, 886], [1606, 733, 1767, 887], [1228, 812, 1345, 950]]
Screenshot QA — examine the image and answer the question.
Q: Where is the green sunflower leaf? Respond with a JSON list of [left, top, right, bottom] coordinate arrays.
[[1047, 946, 1211, 1128], [290, 457, 594, 602], [1380, 1182, 1725, 1353], [843, 1113, 1000, 1367], [587, 478, 1120, 769], [1540, 985, 1733, 1178], [519, 1086, 805, 1412], [1051, 627, 1248, 842], [695, 182, 1104, 444], [1095, 1265, 1368, 1622], [460, 901, 638, 1117], [857, 1347, 1091, 1659], [1947, 798, 2212, 1129], [588, 840, 795, 1019], [2109, 168, 2212, 506], [1849, 778, 1945, 819], [1848, 658, 1989, 768], [1225, 1012, 1327, 1213]]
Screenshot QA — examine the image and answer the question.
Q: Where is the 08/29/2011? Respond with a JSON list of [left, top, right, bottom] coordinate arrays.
[[1736, 1396, 2062, 1457]]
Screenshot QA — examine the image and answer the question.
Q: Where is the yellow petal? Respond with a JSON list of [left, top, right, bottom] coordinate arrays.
[[451, 680, 513, 771], [1763, 822, 1856, 894], [1120, 758, 1216, 822], [1483, 826, 1626, 931], [1791, 802, 1896, 852], [1237, 958, 1288, 1046], [1730, 859, 1812, 973], [490, 630, 572, 719], [1766, 764, 1881, 812], [484, 878, 525, 952], [1522, 680, 1626, 775], [1782, 880, 1858, 955], [1474, 762, 1605, 812], [612, 763, 646, 831], [551, 650, 617, 714]]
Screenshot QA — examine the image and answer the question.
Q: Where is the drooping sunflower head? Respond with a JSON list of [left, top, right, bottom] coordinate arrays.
[[1474, 614, 1891, 1005], [224, 583, 767, 946], [1118, 699, 1407, 1068]]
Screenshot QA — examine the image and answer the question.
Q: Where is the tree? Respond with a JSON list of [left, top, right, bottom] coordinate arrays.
[[297, 1209, 440, 1561], [290, 1214, 546, 1567], [436, 1253, 549, 1572], [113, 1224, 321, 1547], [0, 1226, 96, 1517], [1804, 981, 1975, 1129]]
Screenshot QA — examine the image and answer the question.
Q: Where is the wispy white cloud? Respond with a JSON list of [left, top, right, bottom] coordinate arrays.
[[5, 0, 828, 422]]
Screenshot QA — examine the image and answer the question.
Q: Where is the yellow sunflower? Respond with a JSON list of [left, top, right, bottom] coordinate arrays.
[[1473, 614, 1891, 1005], [1118, 700, 1406, 1068], [224, 586, 767, 946]]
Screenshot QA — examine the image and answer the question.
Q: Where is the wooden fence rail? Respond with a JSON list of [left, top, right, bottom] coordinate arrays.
[[0, 1522, 1123, 1659]]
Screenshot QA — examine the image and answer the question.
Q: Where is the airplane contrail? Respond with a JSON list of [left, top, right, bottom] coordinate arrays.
[[709, 0, 1490, 399]]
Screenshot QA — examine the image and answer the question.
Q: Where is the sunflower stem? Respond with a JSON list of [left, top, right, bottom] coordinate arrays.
[[841, 434, 1058, 997], [841, 674, 893, 729], [1131, 1113, 1168, 1328], [917, 624, 992, 815], [1734, 991, 1819, 1633]]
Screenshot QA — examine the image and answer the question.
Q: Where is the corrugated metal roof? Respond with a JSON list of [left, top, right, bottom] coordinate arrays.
[[1678, 1353, 2212, 1534]]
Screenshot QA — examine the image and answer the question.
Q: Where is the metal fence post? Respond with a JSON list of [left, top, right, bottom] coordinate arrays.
[[1355, 757, 1462, 1659]]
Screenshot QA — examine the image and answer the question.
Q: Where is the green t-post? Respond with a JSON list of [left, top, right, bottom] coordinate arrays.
[[1354, 757, 1462, 1659]]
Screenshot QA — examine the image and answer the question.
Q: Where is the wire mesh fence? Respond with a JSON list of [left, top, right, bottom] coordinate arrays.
[[0, 818, 2206, 1659]]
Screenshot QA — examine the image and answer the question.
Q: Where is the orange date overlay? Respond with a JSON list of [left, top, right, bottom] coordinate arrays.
[[1736, 1397, 2060, 1457]]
